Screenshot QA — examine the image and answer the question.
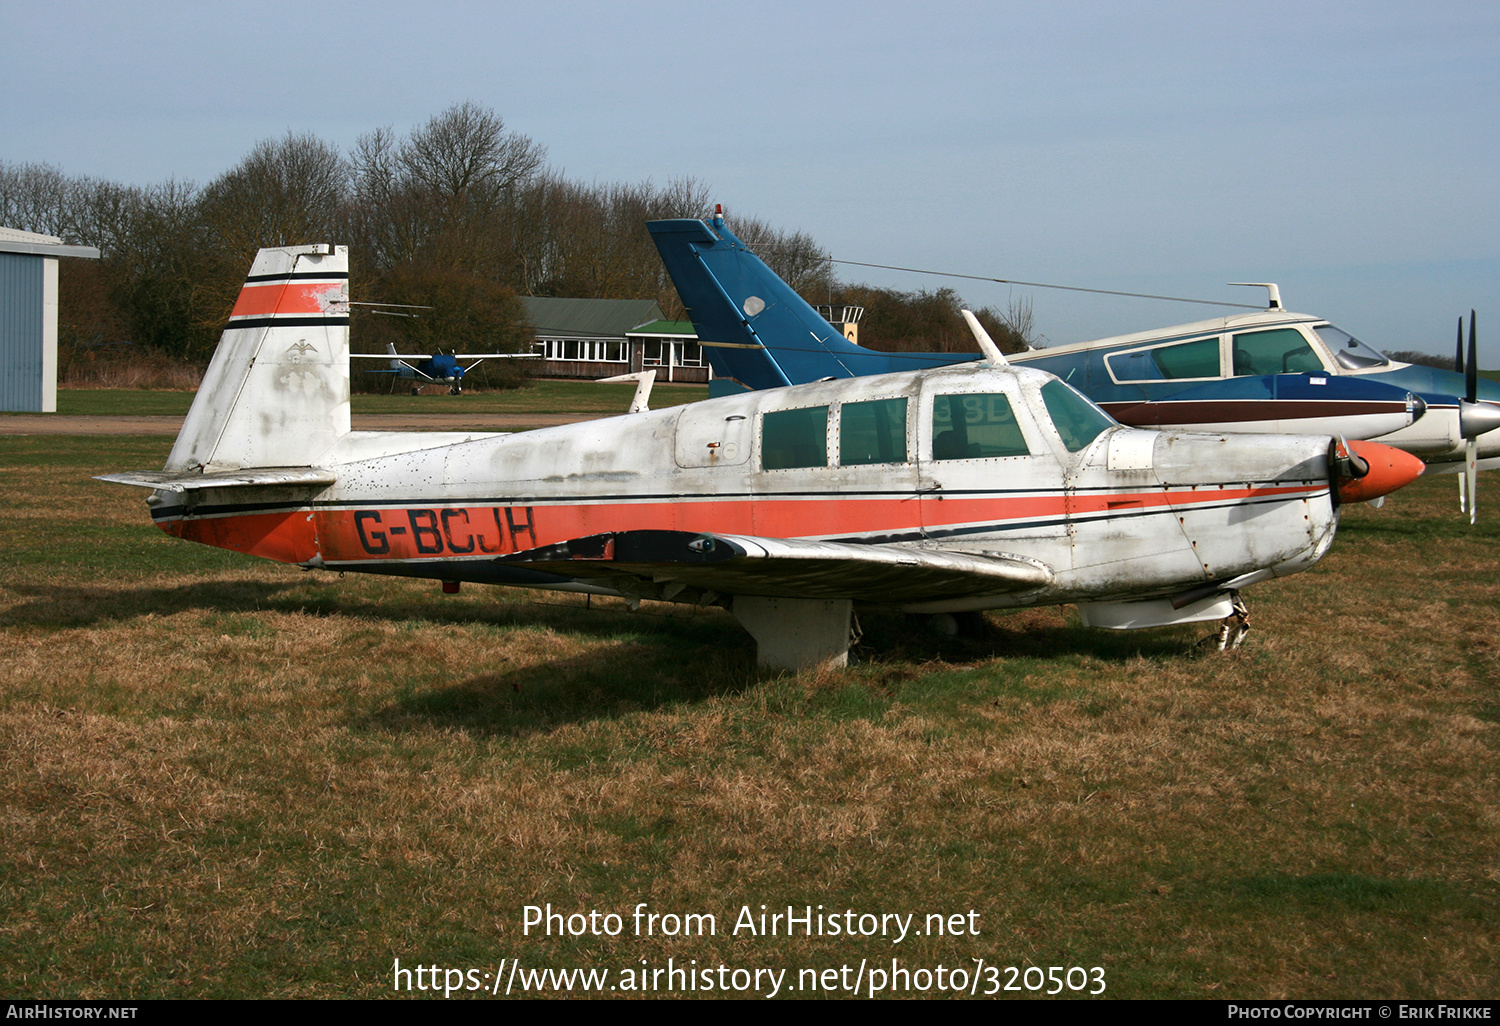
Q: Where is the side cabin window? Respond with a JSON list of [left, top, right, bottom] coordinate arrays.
[[931, 393, 1030, 460], [1106, 337, 1221, 382], [1040, 380, 1115, 453], [761, 406, 829, 470], [839, 397, 907, 465], [1231, 328, 1323, 376]]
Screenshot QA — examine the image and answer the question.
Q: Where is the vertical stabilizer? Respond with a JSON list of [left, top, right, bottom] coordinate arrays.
[[166, 245, 350, 472], [647, 214, 976, 392]]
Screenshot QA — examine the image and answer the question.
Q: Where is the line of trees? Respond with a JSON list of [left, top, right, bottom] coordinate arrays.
[[3, 101, 1029, 386]]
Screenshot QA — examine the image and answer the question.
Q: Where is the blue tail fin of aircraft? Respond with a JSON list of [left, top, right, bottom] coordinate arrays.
[[648, 212, 977, 395]]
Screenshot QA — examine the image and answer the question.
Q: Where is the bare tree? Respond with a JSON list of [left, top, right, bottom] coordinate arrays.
[[65, 177, 145, 257], [0, 161, 71, 236], [401, 101, 545, 216], [197, 132, 345, 258], [1000, 294, 1036, 349], [104, 179, 213, 359], [348, 102, 547, 285]]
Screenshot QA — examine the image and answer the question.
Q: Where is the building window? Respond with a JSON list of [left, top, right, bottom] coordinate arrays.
[[539, 338, 627, 362]]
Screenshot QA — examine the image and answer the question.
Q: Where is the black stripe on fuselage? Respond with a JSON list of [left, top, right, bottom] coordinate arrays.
[[242, 271, 349, 284]]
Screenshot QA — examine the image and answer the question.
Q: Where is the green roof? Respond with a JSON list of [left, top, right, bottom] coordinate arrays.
[[520, 297, 664, 338], [626, 320, 696, 337]]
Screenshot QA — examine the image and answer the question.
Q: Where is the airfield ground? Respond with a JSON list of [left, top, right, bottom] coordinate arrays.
[[0, 392, 1496, 999]]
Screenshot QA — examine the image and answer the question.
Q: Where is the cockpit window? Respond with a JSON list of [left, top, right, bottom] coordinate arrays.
[[839, 397, 907, 465], [1231, 328, 1324, 375], [762, 406, 828, 470], [1106, 337, 1220, 381], [1040, 380, 1115, 453], [931, 393, 1030, 460], [1313, 324, 1391, 370]]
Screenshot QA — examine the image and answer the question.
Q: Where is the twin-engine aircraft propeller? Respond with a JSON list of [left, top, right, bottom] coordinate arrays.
[[1454, 312, 1500, 524]]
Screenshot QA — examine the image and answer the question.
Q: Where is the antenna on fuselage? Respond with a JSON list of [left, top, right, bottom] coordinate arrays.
[[1228, 282, 1283, 310], [960, 309, 1010, 367]]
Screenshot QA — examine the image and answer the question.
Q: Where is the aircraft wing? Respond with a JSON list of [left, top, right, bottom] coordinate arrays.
[[492, 529, 1053, 604], [350, 353, 435, 379]]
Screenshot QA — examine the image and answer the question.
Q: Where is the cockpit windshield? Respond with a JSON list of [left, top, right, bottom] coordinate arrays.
[[1314, 324, 1391, 370], [1040, 380, 1116, 452]]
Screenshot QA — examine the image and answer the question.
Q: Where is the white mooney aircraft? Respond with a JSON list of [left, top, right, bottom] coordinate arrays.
[[100, 245, 1422, 669]]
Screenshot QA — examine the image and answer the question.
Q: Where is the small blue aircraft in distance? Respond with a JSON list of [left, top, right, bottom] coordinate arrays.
[[648, 210, 1500, 520], [352, 343, 537, 394]]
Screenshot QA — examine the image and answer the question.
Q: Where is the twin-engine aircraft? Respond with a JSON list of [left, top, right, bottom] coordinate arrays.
[[648, 213, 1500, 518], [352, 343, 536, 394], [100, 244, 1421, 670]]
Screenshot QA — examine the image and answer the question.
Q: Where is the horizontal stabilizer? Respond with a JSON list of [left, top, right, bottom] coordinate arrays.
[[96, 467, 338, 493], [494, 529, 1053, 604], [350, 353, 538, 360]]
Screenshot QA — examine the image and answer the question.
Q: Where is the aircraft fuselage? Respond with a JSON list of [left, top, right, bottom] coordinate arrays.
[[150, 364, 1343, 620]]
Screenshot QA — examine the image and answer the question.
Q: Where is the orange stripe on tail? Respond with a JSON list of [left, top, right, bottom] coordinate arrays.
[[230, 281, 346, 319]]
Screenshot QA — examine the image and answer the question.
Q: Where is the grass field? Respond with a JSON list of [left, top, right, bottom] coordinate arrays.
[[1, 435, 1496, 999]]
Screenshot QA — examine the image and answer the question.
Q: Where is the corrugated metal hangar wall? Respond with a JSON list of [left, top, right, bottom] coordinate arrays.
[[0, 230, 99, 412]]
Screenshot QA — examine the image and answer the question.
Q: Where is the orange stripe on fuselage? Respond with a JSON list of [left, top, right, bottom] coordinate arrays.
[[155, 483, 1324, 567], [229, 280, 344, 318], [313, 497, 926, 564], [158, 509, 318, 564]]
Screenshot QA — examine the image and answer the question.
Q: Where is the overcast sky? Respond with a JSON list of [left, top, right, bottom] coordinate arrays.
[[5, 0, 1496, 355]]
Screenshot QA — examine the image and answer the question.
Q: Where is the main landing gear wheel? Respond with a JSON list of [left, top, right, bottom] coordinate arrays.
[[1199, 590, 1250, 651]]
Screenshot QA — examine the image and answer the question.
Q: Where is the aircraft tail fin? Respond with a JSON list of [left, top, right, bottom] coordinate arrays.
[[165, 245, 350, 472], [647, 213, 975, 392]]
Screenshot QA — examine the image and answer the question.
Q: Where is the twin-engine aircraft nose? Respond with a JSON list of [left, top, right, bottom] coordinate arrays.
[[1334, 439, 1426, 504]]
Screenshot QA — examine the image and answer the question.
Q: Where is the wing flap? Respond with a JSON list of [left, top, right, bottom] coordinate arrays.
[[494, 530, 1053, 604]]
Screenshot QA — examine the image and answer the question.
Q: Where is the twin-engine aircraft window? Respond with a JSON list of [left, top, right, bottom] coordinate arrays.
[[931, 393, 1030, 460], [1313, 324, 1390, 370], [839, 397, 907, 465], [1231, 328, 1323, 376], [761, 406, 829, 469], [1040, 380, 1115, 452], [1106, 337, 1221, 381]]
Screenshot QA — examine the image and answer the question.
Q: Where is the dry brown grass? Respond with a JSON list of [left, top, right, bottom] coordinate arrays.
[[58, 347, 203, 390]]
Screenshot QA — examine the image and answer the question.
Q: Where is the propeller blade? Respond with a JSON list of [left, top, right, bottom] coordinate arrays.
[[1467, 438, 1478, 526], [1467, 310, 1478, 406]]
